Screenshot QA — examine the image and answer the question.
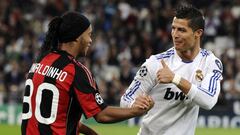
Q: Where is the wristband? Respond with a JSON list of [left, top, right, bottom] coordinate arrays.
[[172, 74, 181, 85]]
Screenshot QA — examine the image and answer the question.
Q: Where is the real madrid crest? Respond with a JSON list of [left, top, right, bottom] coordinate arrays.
[[195, 69, 204, 82]]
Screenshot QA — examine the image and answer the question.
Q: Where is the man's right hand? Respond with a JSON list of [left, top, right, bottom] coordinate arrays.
[[131, 94, 154, 116], [93, 94, 154, 123]]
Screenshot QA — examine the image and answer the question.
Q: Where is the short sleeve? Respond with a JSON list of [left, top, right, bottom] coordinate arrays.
[[74, 65, 107, 118]]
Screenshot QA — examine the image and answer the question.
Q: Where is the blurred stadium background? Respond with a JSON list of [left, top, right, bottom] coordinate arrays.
[[0, 0, 240, 134]]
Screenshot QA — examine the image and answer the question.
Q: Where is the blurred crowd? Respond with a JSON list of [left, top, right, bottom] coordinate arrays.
[[0, 0, 239, 106]]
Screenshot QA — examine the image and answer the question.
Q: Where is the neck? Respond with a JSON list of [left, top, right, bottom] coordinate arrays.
[[177, 46, 200, 62], [59, 43, 78, 58]]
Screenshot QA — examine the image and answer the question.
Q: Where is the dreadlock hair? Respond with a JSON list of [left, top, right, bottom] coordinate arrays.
[[37, 11, 90, 61], [40, 17, 62, 54], [175, 4, 205, 32]]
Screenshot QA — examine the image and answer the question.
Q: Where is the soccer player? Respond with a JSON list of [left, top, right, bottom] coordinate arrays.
[[120, 4, 223, 135], [21, 12, 154, 135]]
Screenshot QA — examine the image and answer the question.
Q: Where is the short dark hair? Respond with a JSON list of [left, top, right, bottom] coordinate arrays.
[[175, 4, 205, 31]]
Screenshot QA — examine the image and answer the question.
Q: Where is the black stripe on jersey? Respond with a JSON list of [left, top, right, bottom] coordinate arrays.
[[22, 72, 34, 117], [21, 81, 32, 135], [39, 124, 53, 135], [21, 73, 33, 135], [74, 65, 97, 94], [66, 86, 82, 135], [21, 120, 27, 135], [38, 52, 71, 135], [35, 51, 52, 63], [73, 62, 107, 115]]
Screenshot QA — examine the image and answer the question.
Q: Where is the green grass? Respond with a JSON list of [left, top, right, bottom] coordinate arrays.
[[1, 124, 240, 135], [195, 128, 240, 135], [0, 124, 21, 135], [89, 124, 240, 135]]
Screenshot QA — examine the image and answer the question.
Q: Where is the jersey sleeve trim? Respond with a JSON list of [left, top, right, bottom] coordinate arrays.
[[206, 70, 222, 96], [122, 80, 141, 102]]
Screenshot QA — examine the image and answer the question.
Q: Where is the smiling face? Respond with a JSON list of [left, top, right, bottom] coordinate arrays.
[[75, 25, 93, 56], [171, 17, 202, 53]]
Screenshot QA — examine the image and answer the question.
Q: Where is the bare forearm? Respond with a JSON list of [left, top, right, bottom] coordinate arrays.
[[94, 106, 144, 123], [94, 95, 153, 123]]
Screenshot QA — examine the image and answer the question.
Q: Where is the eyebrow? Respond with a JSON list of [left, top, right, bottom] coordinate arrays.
[[172, 25, 186, 30]]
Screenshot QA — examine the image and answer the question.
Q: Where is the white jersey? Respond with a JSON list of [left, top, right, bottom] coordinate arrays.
[[120, 47, 223, 135]]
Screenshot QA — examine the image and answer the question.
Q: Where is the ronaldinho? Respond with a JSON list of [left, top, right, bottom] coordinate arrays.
[[28, 63, 68, 82]]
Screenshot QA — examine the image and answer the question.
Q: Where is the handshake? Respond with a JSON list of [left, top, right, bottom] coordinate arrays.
[[131, 94, 154, 116]]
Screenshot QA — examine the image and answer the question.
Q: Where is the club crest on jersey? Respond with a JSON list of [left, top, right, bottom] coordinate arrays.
[[95, 93, 104, 105], [195, 69, 204, 82], [139, 66, 148, 77]]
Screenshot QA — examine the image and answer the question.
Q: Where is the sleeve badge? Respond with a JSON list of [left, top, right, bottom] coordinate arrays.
[[138, 66, 148, 77]]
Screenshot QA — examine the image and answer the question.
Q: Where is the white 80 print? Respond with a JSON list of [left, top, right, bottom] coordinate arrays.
[[22, 79, 59, 124]]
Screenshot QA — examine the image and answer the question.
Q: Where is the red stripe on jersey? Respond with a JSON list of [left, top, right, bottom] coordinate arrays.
[[26, 53, 61, 135], [74, 87, 101, 118], [51, 63, 75, 135]]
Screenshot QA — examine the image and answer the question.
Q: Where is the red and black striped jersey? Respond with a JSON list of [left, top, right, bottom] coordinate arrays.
[[21, 50, 107, 135]]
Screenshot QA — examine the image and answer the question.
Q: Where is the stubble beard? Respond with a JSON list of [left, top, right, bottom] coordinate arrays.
[[78, 37, 89, 57]]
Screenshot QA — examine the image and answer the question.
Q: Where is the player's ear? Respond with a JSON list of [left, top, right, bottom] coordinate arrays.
[[194, 29, 203, 38]]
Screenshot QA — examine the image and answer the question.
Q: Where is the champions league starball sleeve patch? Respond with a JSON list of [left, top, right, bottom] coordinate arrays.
[[215, 59, 223, 72], [95, 93, 104, 105], [138, 66, 148, 77]]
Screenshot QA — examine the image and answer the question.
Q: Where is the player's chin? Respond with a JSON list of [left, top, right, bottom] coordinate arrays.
[[174, 45, 182, 51], [174, 43, 184, 50]]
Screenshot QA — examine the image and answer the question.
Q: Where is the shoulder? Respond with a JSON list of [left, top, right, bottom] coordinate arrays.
[[199, 48, 211, 57], [146, 48, 174, 64], [202, 49, 223, 72], [154, 48, 175, 60], [201, 49, 221, 62], [74, 61, 93, 78], [142, 48, 174, 73], [200, 49, 221, 61], [74, 62, 97, 93]]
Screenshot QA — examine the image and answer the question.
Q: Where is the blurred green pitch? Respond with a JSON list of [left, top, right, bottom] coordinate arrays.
[[1, 124, 240, 135]]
